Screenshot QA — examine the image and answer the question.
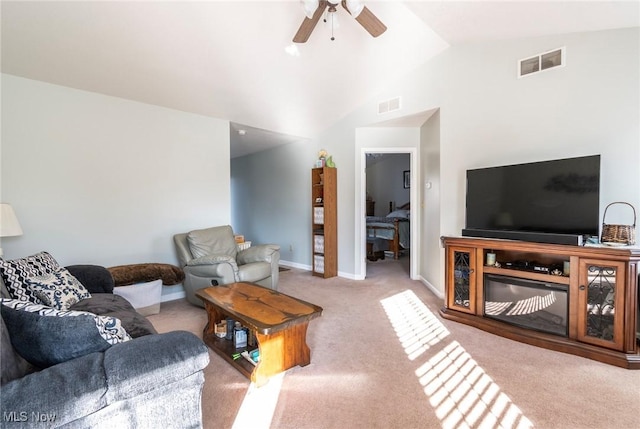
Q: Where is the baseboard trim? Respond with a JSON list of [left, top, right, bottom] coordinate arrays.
[[279, 259, 358, 280], [279, 260, 311, 271], [419, 275, 444, 299]]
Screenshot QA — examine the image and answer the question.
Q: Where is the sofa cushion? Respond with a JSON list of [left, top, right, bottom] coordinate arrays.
[[1, 331, 209, 429], [26, 267, 92, 310], [70, 293, 158, 338], [0, 299, 131, 368], [0, 251, 64, 303], [0, 349, 109, 427], [66, 264, 115, 294], [1, 313, 35, 385], [103, 331, 210, 402], [187, 225, 238, 259]]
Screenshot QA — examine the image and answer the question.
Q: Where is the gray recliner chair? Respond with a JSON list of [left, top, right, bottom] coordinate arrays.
[[174, 225, 280, 307]]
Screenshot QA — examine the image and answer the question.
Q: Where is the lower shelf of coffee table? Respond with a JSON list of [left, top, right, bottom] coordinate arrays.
[[202, 334, 256, 379]]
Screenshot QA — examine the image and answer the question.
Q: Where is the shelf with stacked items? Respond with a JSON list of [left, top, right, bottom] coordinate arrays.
[[211, 318, 260, 377]]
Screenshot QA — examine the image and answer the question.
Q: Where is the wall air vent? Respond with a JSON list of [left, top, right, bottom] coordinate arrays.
[[378, 97, 402, 114], [518, 47, 565, 78]]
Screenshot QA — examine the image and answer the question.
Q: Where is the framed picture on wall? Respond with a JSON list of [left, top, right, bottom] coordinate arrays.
[[403, 170, 410, 189]]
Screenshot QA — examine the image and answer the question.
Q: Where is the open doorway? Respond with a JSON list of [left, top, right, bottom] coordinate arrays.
[[359, 147, 418, 280], [365, 153, 411, 267]]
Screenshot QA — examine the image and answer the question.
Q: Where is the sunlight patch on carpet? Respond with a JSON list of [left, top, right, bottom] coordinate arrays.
[[380, 291, 449, 360], [381, 290, 534, 429], [381, 290, 450, 360], [231, 372, 285, 429]]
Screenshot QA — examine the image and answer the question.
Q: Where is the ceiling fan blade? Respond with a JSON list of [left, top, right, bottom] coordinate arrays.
[[354, 6, 387, 37], [293, 0, 327, 43], [341, 1, 386, 38]]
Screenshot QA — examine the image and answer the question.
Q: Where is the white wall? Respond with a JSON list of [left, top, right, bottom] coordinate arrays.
[[314, 121, 360, 276], [233, 27, 639, 293], [7, 27, 632, 298], [1, 74, 231, 299], [420, 110, 441, 296], [435, 29, 640, 239], [356, 28, 639, 292]]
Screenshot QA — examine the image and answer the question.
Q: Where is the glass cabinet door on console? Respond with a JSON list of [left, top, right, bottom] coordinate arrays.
[[446, 246, 477, 314], [577, 259, 626, 351]]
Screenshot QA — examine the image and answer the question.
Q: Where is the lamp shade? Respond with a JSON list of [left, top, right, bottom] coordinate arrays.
[[0, 204, 23, 237]]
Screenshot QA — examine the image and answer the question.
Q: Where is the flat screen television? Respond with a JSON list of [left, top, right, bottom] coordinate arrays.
[[462, 155, 600, 245]]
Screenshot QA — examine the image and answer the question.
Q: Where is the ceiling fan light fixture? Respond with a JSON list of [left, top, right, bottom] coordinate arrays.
[[293, 0, 385, 43], [345, 0, 364, 18], [301, 0, 319, 19]]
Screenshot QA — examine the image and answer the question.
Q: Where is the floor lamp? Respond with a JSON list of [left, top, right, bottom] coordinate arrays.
[[0, 203, 23, 257]]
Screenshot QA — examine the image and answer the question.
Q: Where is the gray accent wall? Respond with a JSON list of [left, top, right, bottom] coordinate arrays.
[[231, 140, 312, 268]]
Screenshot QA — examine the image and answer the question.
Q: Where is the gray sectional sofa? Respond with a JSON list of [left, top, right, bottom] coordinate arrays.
[[1, 263, 210, 428]]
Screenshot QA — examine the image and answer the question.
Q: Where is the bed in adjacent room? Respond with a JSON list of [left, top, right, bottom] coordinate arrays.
[[366, 202, 410, 260]]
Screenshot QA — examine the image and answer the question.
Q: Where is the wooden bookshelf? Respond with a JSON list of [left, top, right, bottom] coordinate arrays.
[[312, 167, 337, 278]]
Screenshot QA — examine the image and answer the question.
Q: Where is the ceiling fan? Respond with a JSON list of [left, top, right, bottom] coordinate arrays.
[[293, 0, 387, 43]]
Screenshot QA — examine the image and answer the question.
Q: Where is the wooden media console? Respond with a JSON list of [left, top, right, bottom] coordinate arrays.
[[441, 236, 640, 369]]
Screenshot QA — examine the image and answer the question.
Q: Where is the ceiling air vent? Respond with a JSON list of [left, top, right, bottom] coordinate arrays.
[[518, 47, 565, 78], [378, 97, 402, 115]]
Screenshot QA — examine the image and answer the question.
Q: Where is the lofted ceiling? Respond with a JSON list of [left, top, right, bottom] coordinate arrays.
[[2, 1, 638, 158]]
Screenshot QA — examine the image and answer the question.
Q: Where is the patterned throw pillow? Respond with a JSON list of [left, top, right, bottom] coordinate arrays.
[[26, 268, 92, 310], [0, 298, 131, 368], [0, 251, 61, 303]]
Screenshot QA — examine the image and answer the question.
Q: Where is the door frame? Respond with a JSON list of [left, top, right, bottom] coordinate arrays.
[[358, 147, 419, 279]]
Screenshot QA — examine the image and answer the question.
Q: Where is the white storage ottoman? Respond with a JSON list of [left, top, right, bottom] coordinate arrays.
[[113, 279, 162, 316]]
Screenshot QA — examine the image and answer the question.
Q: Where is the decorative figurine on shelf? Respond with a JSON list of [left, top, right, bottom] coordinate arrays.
[[316, 149, 336, 168], [316, 149, 328, 167]]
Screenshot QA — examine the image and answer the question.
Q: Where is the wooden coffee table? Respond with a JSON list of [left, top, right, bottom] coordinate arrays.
[[196, 282, 323, 386]]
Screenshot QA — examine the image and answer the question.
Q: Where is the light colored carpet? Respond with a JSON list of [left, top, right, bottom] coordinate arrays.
[[147, 258, 640, 429]]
